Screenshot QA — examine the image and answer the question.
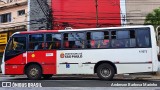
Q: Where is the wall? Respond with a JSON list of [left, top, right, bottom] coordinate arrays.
[[51, 0, 126, 30], [0, 5, 28, 28], [126, 0, 160, 25], [29, 0, 52, 30]]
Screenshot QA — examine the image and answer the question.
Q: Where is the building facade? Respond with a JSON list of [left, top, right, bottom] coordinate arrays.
[[0, 0, 28, 53], [126, 0, 160, 25], [51, 0, 126, 30], [29, 0, 52, 30], [0, 0, 52, 72]]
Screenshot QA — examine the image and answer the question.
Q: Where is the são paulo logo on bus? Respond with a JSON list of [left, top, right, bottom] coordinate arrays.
[[60, 52, 82, 58]]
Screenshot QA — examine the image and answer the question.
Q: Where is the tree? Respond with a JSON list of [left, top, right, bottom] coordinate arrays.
[[144, 7, 160, 28]]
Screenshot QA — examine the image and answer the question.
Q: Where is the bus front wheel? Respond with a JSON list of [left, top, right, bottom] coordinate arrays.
[[26, 64, 42, 80], [97, 63, 115, 80]]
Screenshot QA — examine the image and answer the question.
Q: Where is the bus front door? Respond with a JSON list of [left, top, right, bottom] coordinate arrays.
[[4, 35, 27, 74]]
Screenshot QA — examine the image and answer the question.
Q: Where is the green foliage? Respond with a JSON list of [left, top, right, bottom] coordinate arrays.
[[144, 7, 160, 28]]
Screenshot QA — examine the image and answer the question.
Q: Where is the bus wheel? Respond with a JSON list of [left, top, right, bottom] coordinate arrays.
[[26, 64, 42, 80], [97, 63, 115, 80], [43, 74, 52, 79]]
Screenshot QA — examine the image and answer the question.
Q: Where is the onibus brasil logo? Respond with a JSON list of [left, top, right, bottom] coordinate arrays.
[[1, 82, 42, 87]]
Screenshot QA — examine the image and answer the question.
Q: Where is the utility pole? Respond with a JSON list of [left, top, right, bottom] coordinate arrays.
[[95, 0, 99, 28]]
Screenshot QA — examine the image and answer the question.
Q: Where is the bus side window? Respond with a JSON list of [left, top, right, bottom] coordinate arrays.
[[63, 33, 69, 49], [130, 30, 136, 47], [136, 29, 150, 47], [111, 31, 116, 39], [104, 31, 109, 39], [91, 32, 104, 48], [29, 34, 44, 50], [64, 33, 68, 40], [130, 30, 135, 38], [87, 32, 91, 40], [86, 32, 91, 48], [111, 31, 117, 48], [46, 34, 62, 49], [103, 31, 110, 48]]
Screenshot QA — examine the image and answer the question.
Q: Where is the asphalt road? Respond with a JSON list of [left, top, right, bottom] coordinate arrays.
[[0, 75, 160, 87]]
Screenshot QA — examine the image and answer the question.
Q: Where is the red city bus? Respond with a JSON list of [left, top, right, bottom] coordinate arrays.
[[1, 26, 159, 80]]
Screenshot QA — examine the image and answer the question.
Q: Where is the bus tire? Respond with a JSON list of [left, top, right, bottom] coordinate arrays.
[[97, 63, 115, 80], [43, 74, 52, 79], [26, 64, 42, 80]]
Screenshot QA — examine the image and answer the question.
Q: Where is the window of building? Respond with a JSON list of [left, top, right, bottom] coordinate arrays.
[[18, 10, 25, 16], [46, 33, 62, 49], [0, 13, 11, 23], [29, 34, 44, 50]]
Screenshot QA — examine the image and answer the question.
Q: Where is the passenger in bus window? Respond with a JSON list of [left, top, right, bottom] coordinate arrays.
[[145, 36, 150, 47], [117, 40, 125, 48], [112, 40, 120, 48], [48, 43, 52, 49], [34, 43, 39, 50], [34, 42, 43, 50], [13, 39, 24, 50], [130, 39, 136, 47], [101, 40, 109, 48], [124, 40, 129, 47], [64, 41, 69, 48], [112, 40, 125, 48], [90, 40, 96, 48], [13, 40, 19, 50], [55, 42, 60, 49], [97, 40, 102, 48], [137, 38, 145, 47], [38, 43, 43, 49]]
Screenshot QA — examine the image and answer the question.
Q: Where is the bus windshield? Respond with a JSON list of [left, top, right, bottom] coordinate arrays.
[[5, 36, 26, 61]]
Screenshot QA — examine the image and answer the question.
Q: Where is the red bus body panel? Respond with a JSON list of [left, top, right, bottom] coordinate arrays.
[[5, 50, 57, 75], [5, 53, 26, 75], [27, 50, 57, 74]]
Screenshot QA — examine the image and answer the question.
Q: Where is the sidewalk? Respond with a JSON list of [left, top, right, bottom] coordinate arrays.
[[114, 74, 160, 80], [0, 73, 12, 77]]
